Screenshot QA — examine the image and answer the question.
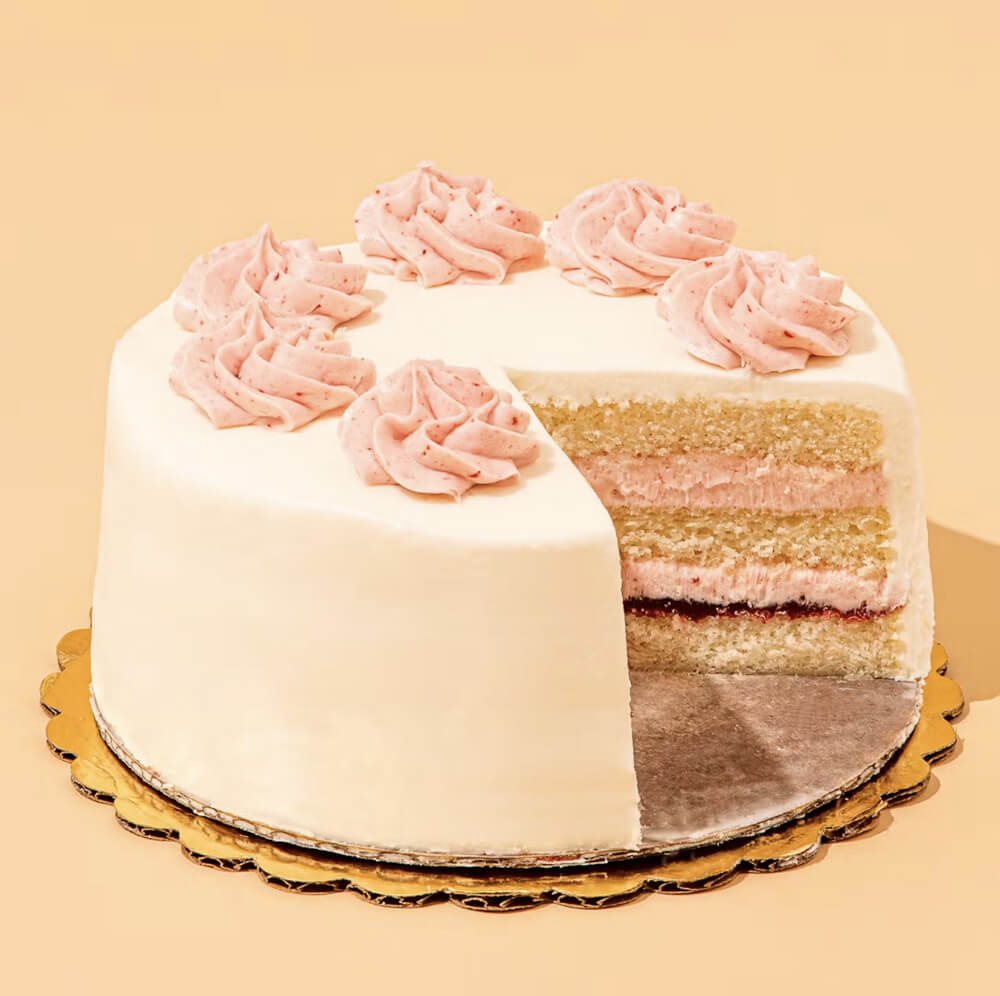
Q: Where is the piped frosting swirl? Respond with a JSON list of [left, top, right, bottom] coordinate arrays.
[[174, 224, 372, 332], [170, 299, 376, 430], [546, 179, 736, 296], [340, 359, 540, 499], [354, 163, 544, 287], [657, 247, 857, 373]]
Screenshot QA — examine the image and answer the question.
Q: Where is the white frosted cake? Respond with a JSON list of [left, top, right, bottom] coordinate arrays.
[[90, 166, 933, 860]]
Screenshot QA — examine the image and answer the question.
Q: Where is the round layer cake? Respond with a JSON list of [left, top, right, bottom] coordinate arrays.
[[90, 168, 933, 860]]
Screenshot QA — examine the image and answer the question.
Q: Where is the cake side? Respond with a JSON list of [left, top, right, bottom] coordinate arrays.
[[90, 301, 642, 856]]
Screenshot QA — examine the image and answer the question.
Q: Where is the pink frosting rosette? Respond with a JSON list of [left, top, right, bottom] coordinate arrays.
[[546, 178, 736, 296], [170, 299, 376, 430], [353, 163, 545, 287], [340, 359, 540, 499], [657, 247, 857, 373], [174, 224, 372, 332]]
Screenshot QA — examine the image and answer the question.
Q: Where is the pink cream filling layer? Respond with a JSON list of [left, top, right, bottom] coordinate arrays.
[[620, 560, 905, 613], [575, 454, 886, 511]]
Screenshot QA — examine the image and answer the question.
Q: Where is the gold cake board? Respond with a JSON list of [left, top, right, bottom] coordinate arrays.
[[42, 628, 963, 910]]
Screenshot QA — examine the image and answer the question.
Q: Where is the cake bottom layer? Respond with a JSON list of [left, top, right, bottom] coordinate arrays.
[[626, 603, 907, 679]]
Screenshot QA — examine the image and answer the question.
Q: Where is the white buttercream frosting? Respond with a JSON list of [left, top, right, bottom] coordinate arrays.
[[91, 238, 933, 858]]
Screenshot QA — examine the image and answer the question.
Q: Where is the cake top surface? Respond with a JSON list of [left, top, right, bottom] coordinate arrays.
[[331, 241, 910, 403], [111, 237, 912, 542]]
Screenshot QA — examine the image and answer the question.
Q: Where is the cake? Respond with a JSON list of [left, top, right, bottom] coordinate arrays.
[[89, 165, 933, 860]]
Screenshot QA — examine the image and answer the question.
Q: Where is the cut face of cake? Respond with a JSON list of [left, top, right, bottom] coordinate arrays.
[[90, 211, 932, 861], [531, 395, 924, 679]]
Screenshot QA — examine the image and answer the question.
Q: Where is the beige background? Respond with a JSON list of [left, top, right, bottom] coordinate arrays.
[[2, 2, 998, 993]]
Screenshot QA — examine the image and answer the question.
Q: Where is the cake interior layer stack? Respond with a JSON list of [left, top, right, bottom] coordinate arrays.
[[531, 396, 908, 679]]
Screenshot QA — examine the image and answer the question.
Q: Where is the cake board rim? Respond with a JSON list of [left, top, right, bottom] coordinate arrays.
[[40, 627, 963, 907]]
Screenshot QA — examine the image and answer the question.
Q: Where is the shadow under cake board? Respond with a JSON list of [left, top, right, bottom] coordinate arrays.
[[928, 522, 1000, 703]]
